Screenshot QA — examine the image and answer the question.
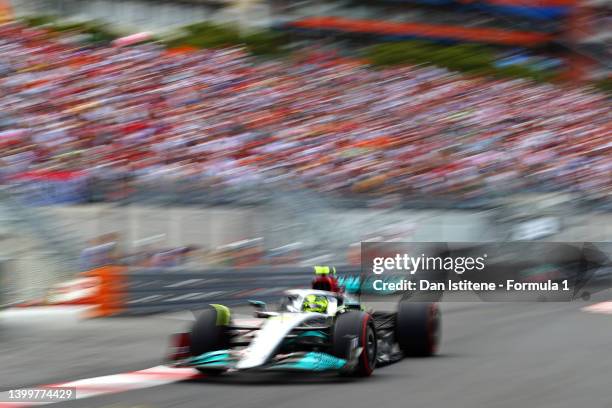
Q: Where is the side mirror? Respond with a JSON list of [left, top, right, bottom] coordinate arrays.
[[248, 300, 267, 311]]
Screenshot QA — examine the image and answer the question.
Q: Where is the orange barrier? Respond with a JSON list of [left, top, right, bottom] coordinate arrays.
[[288, 17, 553, 46], [83, 266, 127, 318]]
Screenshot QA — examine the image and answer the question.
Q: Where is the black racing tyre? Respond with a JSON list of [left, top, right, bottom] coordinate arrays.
[[332, 311, 377, 376], [396, 302, 440, 357], [190, 305, 231, 375]]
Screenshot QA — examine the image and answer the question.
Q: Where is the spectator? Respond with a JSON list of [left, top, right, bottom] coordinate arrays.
[[0, 22, 609, 206]]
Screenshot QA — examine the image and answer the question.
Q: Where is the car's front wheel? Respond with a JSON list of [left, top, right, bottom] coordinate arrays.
[[190, 305, 231, 375], [332, 311, 377, 376]]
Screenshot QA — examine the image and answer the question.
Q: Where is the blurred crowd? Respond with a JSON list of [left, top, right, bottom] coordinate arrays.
[[78, 233, 202, 269], [0, 23, 610, 203]]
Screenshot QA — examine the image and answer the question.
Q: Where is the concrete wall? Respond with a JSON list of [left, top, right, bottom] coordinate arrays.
[[0, 234, 75, 303], [46, 205, 259, 250], [40, 205, 612, 251], [1, 204, 497, 303], [41, 205, 500, 251], [2, 203, 611, 305]]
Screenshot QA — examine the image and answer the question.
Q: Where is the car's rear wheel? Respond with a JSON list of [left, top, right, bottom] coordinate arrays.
[[190, 305, 231, 375], [396, 301, 440, 357], [332, 311, 377, 376]]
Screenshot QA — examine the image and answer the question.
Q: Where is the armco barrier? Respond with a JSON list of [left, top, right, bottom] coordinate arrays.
[[83, 243, 612, 316], [87, 266, 367, 316]]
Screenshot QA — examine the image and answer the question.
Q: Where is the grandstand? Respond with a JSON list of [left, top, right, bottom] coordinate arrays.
[[7, 0, 610, 81], [0, 20, 609, 209]]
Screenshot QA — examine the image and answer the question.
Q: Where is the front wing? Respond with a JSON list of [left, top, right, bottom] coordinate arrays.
[[175, 349, 352, 372]]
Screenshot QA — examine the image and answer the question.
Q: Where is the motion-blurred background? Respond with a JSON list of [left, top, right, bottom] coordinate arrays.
[[0, 2, 611, 407], [0, 0, 610, 305]]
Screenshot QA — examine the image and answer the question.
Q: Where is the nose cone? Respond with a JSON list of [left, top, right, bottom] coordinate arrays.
[[235, 313, 320, 369]]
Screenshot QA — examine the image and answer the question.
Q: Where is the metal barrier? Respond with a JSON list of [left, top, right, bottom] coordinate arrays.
[[84, 242, 612, 316], [88, 266, 367, 316]]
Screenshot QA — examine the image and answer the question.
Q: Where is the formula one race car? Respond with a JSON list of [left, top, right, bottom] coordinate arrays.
[[167, 269, 440, 377]]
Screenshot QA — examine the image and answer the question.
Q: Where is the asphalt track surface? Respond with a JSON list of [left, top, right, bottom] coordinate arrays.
[[2, 293, 612, 408]]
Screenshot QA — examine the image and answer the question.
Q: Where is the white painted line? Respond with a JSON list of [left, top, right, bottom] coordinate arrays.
[[1, 306, 93, 319], [582, 301, 612, 315]]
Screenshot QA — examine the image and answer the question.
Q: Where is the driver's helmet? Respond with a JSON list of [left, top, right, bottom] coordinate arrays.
[[302, 294, 329, 313]]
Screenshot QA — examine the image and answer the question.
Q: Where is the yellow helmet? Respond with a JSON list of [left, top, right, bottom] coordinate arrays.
[[302, 294, 329, 313]]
